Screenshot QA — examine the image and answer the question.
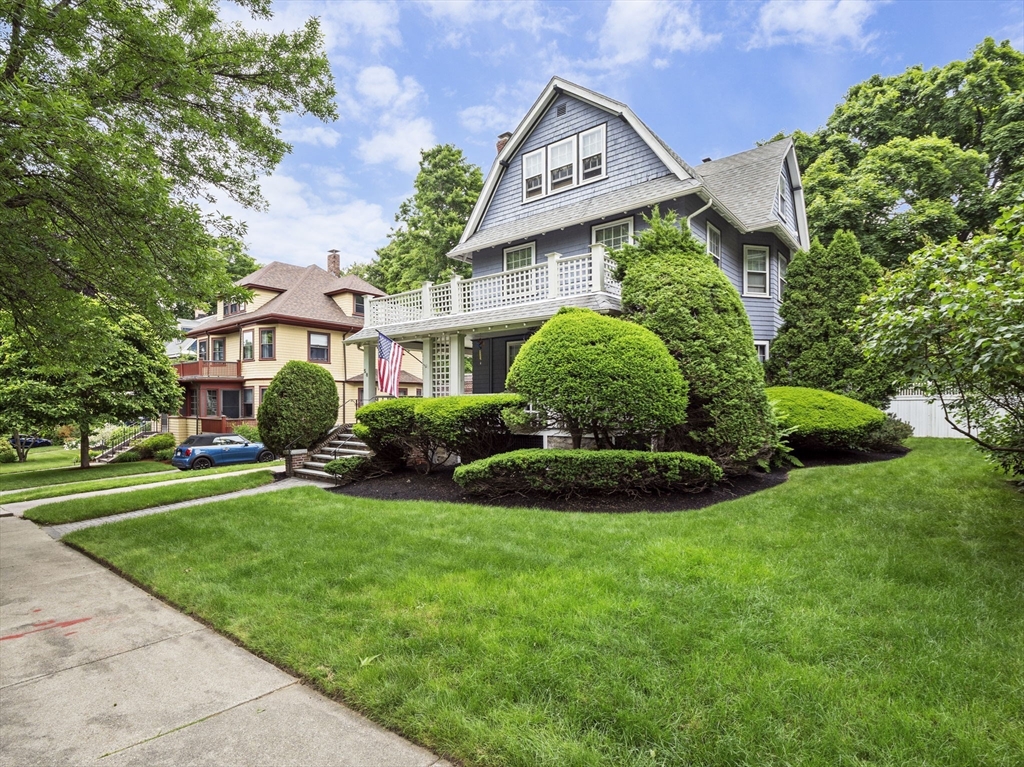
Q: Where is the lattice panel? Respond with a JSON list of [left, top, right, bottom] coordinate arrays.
[[603, 254, 622, 295], [429, 283, 453, 316], [462, 262, 548, 312], [557, 254, 593, 296], [431, 339, 451, 398], [369, 290, 422, 326]]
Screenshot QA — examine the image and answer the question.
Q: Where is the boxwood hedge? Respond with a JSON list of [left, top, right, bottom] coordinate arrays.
[[258, 361, 339, 455], [352, 398, 416, 465], [135, 433, 176, 459], [453, 448, 723, 498], [323, 455, 373, 484], [767, 386, 887, 450]]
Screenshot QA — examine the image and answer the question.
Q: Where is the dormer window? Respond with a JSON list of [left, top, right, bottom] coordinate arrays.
[[548, 137, 575, 191], [523, 149, 544, 200], [224, 301, 244, 316], [580, 125, 605, 181], [354, 295, 365, 315]]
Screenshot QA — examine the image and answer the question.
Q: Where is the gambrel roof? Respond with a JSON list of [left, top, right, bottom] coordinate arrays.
[[453, 77, 808, 258]]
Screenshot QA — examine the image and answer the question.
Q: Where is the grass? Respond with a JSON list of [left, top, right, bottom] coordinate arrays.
[[67, 439, 1024, 767], [25, 471, 276, 525], [0, 445, 78, 474], [0, 459, 176, 492], [0, 460, 284, 504]]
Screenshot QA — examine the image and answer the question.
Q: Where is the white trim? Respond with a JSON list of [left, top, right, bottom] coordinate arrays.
[[591, 217, 634, 249], [743, 244, 771, 298], [506, 340, 525, 373], [503, 241, 536, 271], [784, 144, 809, 249], [778, 252, 789, 300], [521, 147, 545, 202], [754, 341, 770, 363], [579, 123, 607, 183], [706, 221, 722, 266]]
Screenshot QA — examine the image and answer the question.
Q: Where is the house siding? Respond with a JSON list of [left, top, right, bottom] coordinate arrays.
[[472, 332, 534, 394], [774, 161, 799, 235], [479, 95, 674, 232]]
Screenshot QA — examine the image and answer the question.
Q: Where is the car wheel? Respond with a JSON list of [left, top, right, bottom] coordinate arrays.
[[257, 450, 276, 462], [192, 457, 213, 470]]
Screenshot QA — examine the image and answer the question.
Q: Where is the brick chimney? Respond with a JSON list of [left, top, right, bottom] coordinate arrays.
[[496, 131, 512, 154], [327, 249, 341, 276]]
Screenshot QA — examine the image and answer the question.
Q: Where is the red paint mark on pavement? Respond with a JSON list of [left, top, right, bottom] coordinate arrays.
[[64, 632, 77, 637], [0, 617, 92, 641], [31, 608, 42, 613]]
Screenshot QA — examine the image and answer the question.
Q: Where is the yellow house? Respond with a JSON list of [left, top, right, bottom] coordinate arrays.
[[166, 255, 423, 442]]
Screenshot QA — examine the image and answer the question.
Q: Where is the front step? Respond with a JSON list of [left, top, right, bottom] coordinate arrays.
[[295, 429, 374, 483], [294, 467, 335, 481]]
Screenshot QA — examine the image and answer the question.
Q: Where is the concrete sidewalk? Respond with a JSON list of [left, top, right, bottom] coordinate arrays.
[[0, 517, 451, 766]]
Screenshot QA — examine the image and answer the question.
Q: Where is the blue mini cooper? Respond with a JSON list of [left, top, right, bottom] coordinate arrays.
[[171, 433, 276, 470]]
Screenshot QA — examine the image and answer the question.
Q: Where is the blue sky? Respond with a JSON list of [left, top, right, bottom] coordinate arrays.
[[216, 0, 1023, 271]]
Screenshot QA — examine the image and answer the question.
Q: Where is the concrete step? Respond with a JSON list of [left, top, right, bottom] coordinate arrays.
[[319, 448, 372, 458], [328, 440, 368, 449], [294, 467, 335, 481]]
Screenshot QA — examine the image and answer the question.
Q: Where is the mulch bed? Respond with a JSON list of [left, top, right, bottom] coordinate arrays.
[[325, 448, 907, 513]]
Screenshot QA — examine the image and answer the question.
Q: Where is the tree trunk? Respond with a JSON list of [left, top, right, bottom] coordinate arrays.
[[12, 429, 28, 462], [79, 423, 91, 469]]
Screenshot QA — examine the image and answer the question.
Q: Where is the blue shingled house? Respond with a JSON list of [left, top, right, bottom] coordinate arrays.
[[346, 77, 809, 401]]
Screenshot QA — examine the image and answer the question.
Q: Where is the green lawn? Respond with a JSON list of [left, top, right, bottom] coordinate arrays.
[[0, 445, 78, 474], [0, 460, 284, 504], [0, 460, 175, 492], [67, 439, 1024, 767], [26, 471, 276, 525]]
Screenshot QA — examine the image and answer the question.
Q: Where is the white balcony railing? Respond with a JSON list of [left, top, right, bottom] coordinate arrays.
[[368, 245, 620, 327]]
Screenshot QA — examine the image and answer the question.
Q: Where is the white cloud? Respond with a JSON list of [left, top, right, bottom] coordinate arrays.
[[749, 0, 881, 50], [458, 104, 517, 135], [358, 116, 436, 173], [219, 1, 401, 54], [208, 173, 391, 268], [594, 0, 721, 68], [349, 66, 436, 173], [280, 125, 342, 147], [418, 0, 567, 37], [355, 67, 423, 111]]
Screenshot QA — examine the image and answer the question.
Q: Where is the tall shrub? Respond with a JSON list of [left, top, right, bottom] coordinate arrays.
[[765, 230, 893, 407], [257, 361, 339, 454], [614, 209, 778, 473], [506, 307, 688, 449]]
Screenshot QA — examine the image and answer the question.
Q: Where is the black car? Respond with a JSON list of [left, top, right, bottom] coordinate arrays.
[[9, 436, 53, 448]]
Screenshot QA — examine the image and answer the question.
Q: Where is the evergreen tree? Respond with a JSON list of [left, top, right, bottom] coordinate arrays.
[[765, 231, 894, 407]]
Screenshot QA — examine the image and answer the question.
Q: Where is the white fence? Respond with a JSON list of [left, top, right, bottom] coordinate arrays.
[[887, 391, 967, 439]]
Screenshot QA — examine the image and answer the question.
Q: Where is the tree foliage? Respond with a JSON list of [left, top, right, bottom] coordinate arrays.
[[614, 210, 779, 473], [0, 0, 335, 351], [506, 308, 688, 450], [857, 204, 1024, 478], [766, 230, 893, 407], [0, 308, 182, 467], [787, 38, 1024, 268], [257, 361, 339, 454], [363, 144, 483, 294]]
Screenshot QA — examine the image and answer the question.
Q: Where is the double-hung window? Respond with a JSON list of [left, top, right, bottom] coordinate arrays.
[[354, 295, 365, 315], [241, 330, 254, 361], [522, 149, 545, 201], [580, 125, 605, 181], [242, 388, 254, 418], [743, 245, 770, 296], [548, 137, 575, 191], [779, 255, 789, 299], [198, 340, 208, 361], [308, 332, 330, 362], [706, 223, 722, 266], [212, 338, 225, 362], [592, 218, 633, 251], [259, 328, 275, 359], [754, 342, 769, 364], [504, 243, 535, 271]]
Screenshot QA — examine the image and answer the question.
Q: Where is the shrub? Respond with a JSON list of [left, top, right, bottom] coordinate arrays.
[[353, 398, 417, 465], [231, 423, 262, 443], [323, 456, 374, 485], [0, 440, 16, 464], [111, 449, 142, 463], [454, 449, 723, 498], [614, 209, 779, 473], [152, 448, 176, 461], [860, 414, 914, 452], [135, 433, 176, 459], [505, 308, 688, 449], [767, 386, 887, 451], [415, 394, 526, 463], [258, 361, 339, 455]]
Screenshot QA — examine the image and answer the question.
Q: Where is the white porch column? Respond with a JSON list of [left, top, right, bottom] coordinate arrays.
[[449, 333, 465, 396], [546, 252, 561, 298], [422, 336, 434, 399], [421, 281, 433, 319], [450, 274, 463, 314], [591, 243, 606, 292], [362, 343, 377, 404]]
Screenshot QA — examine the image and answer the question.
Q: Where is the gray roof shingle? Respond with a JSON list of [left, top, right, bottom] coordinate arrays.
[[694, 139, 792, 230]]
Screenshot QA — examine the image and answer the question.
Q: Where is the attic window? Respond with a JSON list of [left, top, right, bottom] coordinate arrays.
[[523, 148, 544, 200], [580, 125, 605, 181], [556, 103, 566, 117], [777, 177, 787, 217], [548, 137, 575, 191], [354, 295, 365, 315]]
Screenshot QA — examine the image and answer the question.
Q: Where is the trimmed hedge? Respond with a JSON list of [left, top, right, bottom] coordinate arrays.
[[153, 448, 175, 462], [0, 440, 16, 464], [323, 456, 373, 485], [258, 361, 339, 454], [135, 433, 176, 459], [415, 394, 525, 463], [111, 450, 142, 463], [767, 386, 887, 450], [353, 398, 417, 465], [454, 449, 723, 498], [231, 423, 262, 443]]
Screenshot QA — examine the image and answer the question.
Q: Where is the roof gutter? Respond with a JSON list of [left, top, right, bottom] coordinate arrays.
[[686, 194, 713, 229]]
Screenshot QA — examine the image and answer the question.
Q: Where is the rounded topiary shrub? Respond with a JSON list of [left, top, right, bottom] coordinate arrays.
[[0, 440, 16, 464], [614, 209, 779, 473], [258, 361, 339, 455], [506, 307, 688, 449], [767, 386, 888, 450], [415, 394, 525, 463]]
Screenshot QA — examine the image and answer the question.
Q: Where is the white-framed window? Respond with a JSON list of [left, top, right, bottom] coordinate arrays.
[[507, 340, 525, 373], [706, 222, 722, 266], [548, 137, 575, 191], [504, 242, 535, 271], [522, 148, 545, 201], [777, 177, 787, 217], [308, 332, 329, 362], [743, 245, 770, 297], [779, 254, 789, 299], [592, 218, 633, 251], [580, 124, 606, 182], [241, 329, 254, 361], [754, 342, 770, 363]]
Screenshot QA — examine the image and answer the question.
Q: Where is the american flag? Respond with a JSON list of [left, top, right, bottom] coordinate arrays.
[[376, 332, 405, 397]]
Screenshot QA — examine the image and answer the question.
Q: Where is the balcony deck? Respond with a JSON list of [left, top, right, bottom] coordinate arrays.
[[347, 247, 620, 343], [173, 360, 243, 379]]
